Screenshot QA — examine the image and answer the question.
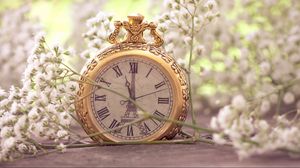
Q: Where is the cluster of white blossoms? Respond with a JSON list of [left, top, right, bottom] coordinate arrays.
[[153, 0, 220, 113], [68, 0, 108, 53], [0, 5, 42, 89], [80, 11, 115, 60], [211, 103, 300, 159], [0, 35, 78, 161], [151, 0, 300, 158], [196, 0, 300, 114], [156, 0, 219, 59], [205, 0, 300, 158]]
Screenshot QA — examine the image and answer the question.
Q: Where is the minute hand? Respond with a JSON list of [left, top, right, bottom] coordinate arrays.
[[130, 72, 136, 100], [135, 89, 167, 100]]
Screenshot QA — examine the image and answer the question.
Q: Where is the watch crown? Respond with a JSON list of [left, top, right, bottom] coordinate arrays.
[[127, 14, 144, 24]]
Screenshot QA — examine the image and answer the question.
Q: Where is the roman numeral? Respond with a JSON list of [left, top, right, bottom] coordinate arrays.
[[127, 125, 134, 136], [108, 119, 120, 129], [153, 110, 165, 120], [150, 118, 159, 126], [129, 62, 138, 73], [97, 107, 110, 121], [145, 68, 153, 78], [112, 65, 123, 77], [99, 78, 111, 87], [155, 81, 166, 89], [95, 94, 106, 101], [143, 122, 151, 132], [158, 97, 169, 104]]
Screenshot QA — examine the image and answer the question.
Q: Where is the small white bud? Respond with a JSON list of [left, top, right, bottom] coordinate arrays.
[[231, 95, 247, 111], [283, 92, 295, 105]]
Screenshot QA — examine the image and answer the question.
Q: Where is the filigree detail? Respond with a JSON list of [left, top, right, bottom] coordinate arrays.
[[108, 14, 164, 47]]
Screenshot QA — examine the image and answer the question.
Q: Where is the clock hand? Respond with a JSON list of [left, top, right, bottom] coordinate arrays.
[[120, 76, 131, 106], [126, 69, 138, 118], [121, 74, 138, 119], [130, 71, 136, 100], [135, 88, 167, 99], [124, 75, 131, 98]]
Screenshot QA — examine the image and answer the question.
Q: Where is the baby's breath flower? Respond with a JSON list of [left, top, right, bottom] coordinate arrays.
[[259, 62, 271, 76], [56, 143, 67, 153], [204, 0, 217, 10], [283, 92, 295, 105], [0, 5, 42, 89], [81, 11, 116, 60], [260, 100, 271, 114], [0, 35, 78, 160], [231, 95, 247, 111], [212, 134, 226, 145], [2, 137, 16, 152]]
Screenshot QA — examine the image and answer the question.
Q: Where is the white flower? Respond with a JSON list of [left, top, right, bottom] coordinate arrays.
[[260, 100, 271, 114], [195, 45, 205, 56], [165, 43, 175, 54], [56, 143, 66, 152], [212, 134, 227, 145], [257, 120, 269, 131], [0, 127, 13, 138], [81, 10, 115, 60], [176, 58, 186, 67], [34, 32, 46, 43], [28, 107, 39, 120], [17, 143, 28, 153], [58, 112, 71, 126], [2, 137, 16, 151], [80, 50, 91, 59], [259, 61, 271, 75], [210, 116, 218, 130], [10, 102, 18, 114], [0, 89, 6, 98], [231, 95, 247, 111], [14, 115, 27, 138], [245, 72, 256, 86], [40, 92, 49, 105], [217, 106, 236, 129], [57, 130, 68, 139], [183, 36, 192, 45], [204, 0, 217, 9], [283, 92, 295, 105]]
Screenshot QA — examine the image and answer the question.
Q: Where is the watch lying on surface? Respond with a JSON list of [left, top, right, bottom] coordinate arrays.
[[76, 14, 189, 142]]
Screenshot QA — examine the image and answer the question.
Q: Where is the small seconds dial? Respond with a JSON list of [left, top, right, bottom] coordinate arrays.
[[90, 56, 173, 140]]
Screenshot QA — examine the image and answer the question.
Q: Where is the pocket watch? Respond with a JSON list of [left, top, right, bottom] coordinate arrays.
[[76, 14, 189, 142]]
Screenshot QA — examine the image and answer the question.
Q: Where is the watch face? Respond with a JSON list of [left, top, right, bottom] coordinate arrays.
[[90, 55, 174, 140]]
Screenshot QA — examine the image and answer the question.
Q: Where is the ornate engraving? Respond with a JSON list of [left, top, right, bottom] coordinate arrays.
[[108, 14, 164, 47]]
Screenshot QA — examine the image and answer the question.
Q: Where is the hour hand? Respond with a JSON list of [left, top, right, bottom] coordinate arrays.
[[124, 76, 131, 97]]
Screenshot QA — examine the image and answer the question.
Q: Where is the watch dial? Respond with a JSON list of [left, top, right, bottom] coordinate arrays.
[[90, 56, 173, 140]]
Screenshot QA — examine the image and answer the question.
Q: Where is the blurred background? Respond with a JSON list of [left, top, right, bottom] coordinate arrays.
[[0, 0, 154, 45]]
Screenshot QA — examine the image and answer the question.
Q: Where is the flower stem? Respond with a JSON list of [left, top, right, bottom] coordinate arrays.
[[187, 3, 198, 138], [40, 138, 216, 149], [276, 89, 283, 116]]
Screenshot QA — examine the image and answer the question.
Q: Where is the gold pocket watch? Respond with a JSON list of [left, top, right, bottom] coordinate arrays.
[[76, 14, 189, 142]]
